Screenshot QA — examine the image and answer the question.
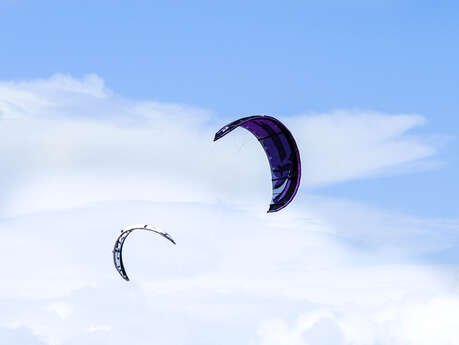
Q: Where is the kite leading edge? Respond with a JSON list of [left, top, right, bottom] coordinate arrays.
[[112, 224, 176, 281], [214, 115, 301, 212]]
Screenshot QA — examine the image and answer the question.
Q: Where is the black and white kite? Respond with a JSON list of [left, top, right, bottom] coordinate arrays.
[[112, 224, 175, 281]]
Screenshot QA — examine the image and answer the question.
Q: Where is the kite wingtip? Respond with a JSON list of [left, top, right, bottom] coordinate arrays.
[[267, 204, 282, 213], [166, 235, 176, 245]]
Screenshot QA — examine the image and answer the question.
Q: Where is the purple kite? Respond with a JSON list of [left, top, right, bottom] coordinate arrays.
[[214, 115, 301, 212]]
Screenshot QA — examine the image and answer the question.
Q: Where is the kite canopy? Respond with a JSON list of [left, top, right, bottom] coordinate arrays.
[[112, 224, 175, 281], [214, 115, 301, 212]]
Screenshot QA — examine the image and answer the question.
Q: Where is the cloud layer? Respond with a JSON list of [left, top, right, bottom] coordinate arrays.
[[1, 200, 458, 345], [0, 74, 439, 216], [0, 75, 457, 345]]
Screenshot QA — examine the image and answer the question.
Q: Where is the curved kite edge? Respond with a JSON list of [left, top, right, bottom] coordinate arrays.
[[213, 115, 271, 142], [268, 203, 283, 213], [213, 126, 235, 142], [112, 225, 176, 282], [163, 234, 177, 245], [267, 198, 297, 213], [214, 115, 301, 213], [122, 224, 177, 245]]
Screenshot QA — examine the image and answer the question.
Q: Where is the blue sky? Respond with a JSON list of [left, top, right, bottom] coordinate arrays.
[[1, 2, 459, 345], [2, 0, 458, 216]]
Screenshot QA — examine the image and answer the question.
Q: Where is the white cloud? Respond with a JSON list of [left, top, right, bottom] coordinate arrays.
[[47, 302, 74, 319], [1, 200, 458, 345], [0, 326, 46, 345], [255, 296, 459, 345], [291, 111, 440, 186], [255, 312, 345, 345], [87, 325, 111, 333], [0, 74, 442, 216], [0, 75, 456, 345]]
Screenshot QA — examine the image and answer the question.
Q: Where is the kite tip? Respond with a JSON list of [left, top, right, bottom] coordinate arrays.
[[267, 204, 280, 213]]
